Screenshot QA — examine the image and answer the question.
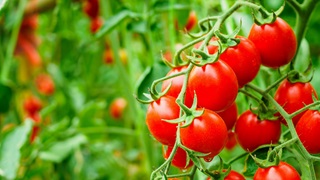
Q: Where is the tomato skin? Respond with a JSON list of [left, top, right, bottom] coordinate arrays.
[[23, 95, 42, 115], [217, 102, 238, 130], [248, 17, 297, 68], [219, 36, 261, 87], [180, 109, 228, 161], [35, 74, 55, 96], [235, 110, 281, 152], [146, 95, 180, 146], [225, 131, 237, 151], [184, 11, 197, 31], [296, 110, 320, 154], [253, 161, 301, 180], [186, 60, 238, 112], [83, 0, 99, 19], [161, 66, 188, 99], [163, 146, 193, 169], [90, 17, 103, 33], [110, 98, 127, 120], [274, 79, 317, 126], [224, 170, 245, 180]]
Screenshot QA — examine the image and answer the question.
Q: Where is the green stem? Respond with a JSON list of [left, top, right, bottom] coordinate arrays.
[[288, 101, 320, 119], [268, 137, 298, 158], [1, 0, 28, 82], [226, 152, 248, 166]]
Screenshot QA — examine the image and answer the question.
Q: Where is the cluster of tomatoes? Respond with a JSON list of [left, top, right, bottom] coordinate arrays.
[[143, 13, 318, 178]]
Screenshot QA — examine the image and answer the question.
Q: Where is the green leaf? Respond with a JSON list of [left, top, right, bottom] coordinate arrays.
[[243, 147, 269, 177], [136, 62, 169, 102], [0, 83, 13, 113], [95, 10, 138, 39], [0, 120, 33, 179], [39, 134, 87, 163]]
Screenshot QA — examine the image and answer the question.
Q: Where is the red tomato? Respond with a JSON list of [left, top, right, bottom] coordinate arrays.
[[83, 0, 99, 19], [296, 110, 320, 154], [163, 145, 193, 169], [110, 97, 127, 120], [253, 161, 301, 180], [16, 35, 42, 67], [146, 95, 180, 146], [35, 74, 55, 96], [161, 66, 187, 99], [274, 79, 317, 126], [180, 109, 228, 161], [23, 95, 42, 115], [27, 113, 41, 143], [225, 131, 237, 151], [90, 17, 103, 33], [217, 102, 238, 130], [235, 110, 281, 152], [185, 60, 238, 112], [248, 17, 297, 68], [184, 11, 197, 31], [207, 170, 245, 180]]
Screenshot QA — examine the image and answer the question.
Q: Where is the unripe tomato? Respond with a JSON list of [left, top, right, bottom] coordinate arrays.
[[217, 102, 238, 130], [109, 97, 127, 120], [248, 17, 297, 68], [23, 95, 42, 115], [253, 161, 301, 180], [274, 79, 317, 126], [235, 110, 281, 152], [161, 66, 188, 99], [186, 60, 238, 112], [146, 95, 180, 146], [296, 110, 320, 154], [163, 145, 193, 169], [35, 74, 55, 96], [180, 109, 228, 161]]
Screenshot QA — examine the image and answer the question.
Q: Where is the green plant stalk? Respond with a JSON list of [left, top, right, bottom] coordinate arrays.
[[169, 0, 177, 66], [1, 0, 28, 82]]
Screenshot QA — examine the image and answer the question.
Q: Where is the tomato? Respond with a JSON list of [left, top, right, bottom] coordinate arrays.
[[207, 170, 245, 180], [23, 95, 42, 115], [274, 79, 317, 126], [184, 11, 197, 31], [146, 95, 180, 146], [161, 66, 187, 99], [163, 145, 193, 169], [224, 170, 245, 180], [83, 0, 99, 19], [217, 102, 238, 130], [248, 17, 297, 68], [110, 97, 127, 120], [235, 110, 281, 152], [16, 35, 42, 67], [185, 60, 238, 112], [253, 161, 301, 180], [27, 113, 41, 143], [35, 74, 55, 96], [225, 131, 237, 151], [90, 17, 103, 33], [296, 110, 320, 154], [219, 36, 261, 87], [180, 109, 228, 161]]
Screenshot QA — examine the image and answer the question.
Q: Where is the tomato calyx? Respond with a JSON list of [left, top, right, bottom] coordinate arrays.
[[249, 145, 281, 169], [252, 6, 278, 26], [285, 63, 314, 84]]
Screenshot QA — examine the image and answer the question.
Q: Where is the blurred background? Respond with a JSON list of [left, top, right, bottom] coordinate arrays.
[[0, 0, 320, 179]]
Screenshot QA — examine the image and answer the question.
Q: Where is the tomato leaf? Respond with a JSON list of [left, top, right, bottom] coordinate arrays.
[[39, 134, 87, 163], [0, 119, 32, 179], [243, 147, 269, 177]]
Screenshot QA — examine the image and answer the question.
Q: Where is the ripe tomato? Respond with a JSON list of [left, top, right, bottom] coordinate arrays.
[[296, 110, 320, 154], [253, 161, 301, 180], [161, 66, 187, 99], [23, 95, 42, 115], [207, 170, 245, 180], [83, 0, 99, 19], [90, 17, 103, 33], [35, 74, 55, 96], [146, 95, 180, 146], [16, 35, 42, 67], [235, 110, 281, 152], [217, 102, 238, 130], [274, 79, 317, 126], [184, 11, 197, 31], [225, 131, 237, 151], [248, 17, 297, 68], [185, 60, 238, 112], [180, 109, 228, 161], [27, 113, 41, 143], [163, 145, 193, 169], [110, 97, 127, 120]]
